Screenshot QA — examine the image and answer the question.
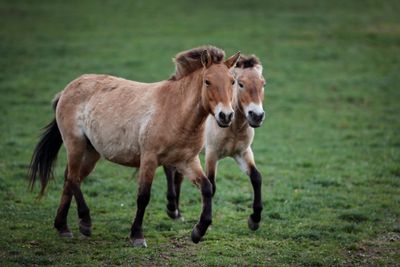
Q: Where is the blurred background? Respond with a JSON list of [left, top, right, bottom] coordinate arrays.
[[1, 0, 399, 265]]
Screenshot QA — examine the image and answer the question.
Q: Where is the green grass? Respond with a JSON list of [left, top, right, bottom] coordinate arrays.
[[1, 0, 400, 266]]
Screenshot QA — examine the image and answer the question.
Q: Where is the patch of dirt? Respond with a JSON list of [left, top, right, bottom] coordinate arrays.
[[343, 232, 400, 266]]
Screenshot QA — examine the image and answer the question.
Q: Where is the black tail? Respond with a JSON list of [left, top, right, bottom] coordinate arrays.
[[28, 119, 63, 197]]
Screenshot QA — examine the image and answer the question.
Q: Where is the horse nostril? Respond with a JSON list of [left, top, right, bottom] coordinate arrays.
[[219, 112, 226, 121], [254, 112, 264, 122], [249, 111, 265, 122], [227, 112, 234, 122]]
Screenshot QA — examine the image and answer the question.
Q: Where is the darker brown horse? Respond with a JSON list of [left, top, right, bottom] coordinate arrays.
[[28, 46, 240, 247], [164, 55, 266, 230]]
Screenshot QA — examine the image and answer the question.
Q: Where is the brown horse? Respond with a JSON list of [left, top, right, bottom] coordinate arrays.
[[164, 55, 266, 230], [28, 46, 240, 247]]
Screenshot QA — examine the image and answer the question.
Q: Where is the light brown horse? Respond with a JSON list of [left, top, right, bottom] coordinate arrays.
[[28, 46, 240, 247], [164, 55, 266, 230]]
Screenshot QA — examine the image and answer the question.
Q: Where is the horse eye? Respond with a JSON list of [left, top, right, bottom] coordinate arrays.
[[238, 82, 244, 88], [205, 80, 211, 86]]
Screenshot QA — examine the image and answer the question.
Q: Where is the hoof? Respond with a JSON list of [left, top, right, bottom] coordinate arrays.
[[166, 208, 181, 220], [248, 216, 260, 231], [79, 222, 92, 237], [191, 225, 202, 244], [58, 229, 73, 238], [131, 238, 147, 248]]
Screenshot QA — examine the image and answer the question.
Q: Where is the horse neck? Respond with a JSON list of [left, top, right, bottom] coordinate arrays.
[[172, 71, 208, 133], [231, 89, 249, 132]]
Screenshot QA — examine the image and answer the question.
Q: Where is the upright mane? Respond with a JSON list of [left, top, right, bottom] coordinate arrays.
[[170, 45, 225, 80], [235, 55, 261, 69]]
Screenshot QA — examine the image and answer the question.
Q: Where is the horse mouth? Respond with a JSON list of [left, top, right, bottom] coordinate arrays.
[[247, 118, 264, 128], [216, 120, 231, 128], [249, 122, 262, 128]]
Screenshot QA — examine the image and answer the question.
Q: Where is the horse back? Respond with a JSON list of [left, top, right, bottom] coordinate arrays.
[[55, 74, 164, 167]]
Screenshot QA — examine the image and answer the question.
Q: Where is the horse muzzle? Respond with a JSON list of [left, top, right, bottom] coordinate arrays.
[[216, 111, 234, 128], [247, 110, 265, 128]]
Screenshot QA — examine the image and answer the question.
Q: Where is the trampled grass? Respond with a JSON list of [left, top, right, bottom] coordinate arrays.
[[1, 0, 399, 266]]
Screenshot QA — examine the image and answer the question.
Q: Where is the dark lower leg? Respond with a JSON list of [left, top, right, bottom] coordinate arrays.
[[208, 171, 216, 197], [173, 171, 184, 214], [130, 182, 151, 240], [192, 177, 213, 243], [69, 182, 92, 236], [54, 181, 73, 233], [164, 166, 178, 215], [249, 166, 263, 223]]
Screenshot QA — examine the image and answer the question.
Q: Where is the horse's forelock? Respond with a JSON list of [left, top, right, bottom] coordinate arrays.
[[236, 55, 261, 69], [187, 50, 202, 60], [170, 46, 225, 80]]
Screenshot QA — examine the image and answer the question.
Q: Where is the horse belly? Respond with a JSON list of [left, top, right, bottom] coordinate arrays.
[[89, 129, 142, 166], [101, 141, 141, 167], [82, 110, 144, 167]]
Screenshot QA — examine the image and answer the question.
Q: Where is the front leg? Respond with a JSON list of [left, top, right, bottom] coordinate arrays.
[[234, 148, 263, 231], [247, 165, 263, 230], [177, 157, 213, 243], [205, 152, 219, 197], [130, 155, 157, 247]]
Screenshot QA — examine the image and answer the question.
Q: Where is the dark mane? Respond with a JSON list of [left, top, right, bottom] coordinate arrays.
[[170, 45, 225, 80], [235, 55, 261, 69]]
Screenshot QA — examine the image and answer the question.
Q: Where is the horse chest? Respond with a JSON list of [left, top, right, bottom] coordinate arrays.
[[213, 128, 251, 158], [219, 138, 247, 157]]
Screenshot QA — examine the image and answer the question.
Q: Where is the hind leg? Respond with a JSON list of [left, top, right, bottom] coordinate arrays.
[[54, 137, 99, 237], [173, 171, 184, 217], [164, 166, 184, 219], [164, 166, 178, 219], [54, 167, 74, 237], [74, 148, 100, 236]]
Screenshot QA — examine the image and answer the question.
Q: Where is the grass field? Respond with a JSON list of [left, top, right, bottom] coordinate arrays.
[[1, 0, 400, 266]]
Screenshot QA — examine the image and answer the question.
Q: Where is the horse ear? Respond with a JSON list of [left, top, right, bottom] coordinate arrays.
[[224, 51, 241, 68], [201, 50, 212, 68]]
